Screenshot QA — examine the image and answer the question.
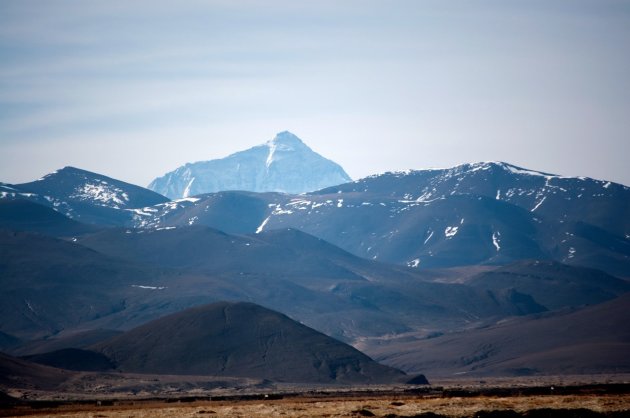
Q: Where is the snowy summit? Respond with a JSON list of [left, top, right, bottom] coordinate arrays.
[[148, 131, 352, 199]]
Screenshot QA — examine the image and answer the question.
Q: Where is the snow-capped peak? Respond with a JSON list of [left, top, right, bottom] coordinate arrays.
[[265, 131, 310, 168], [266, 131, 307, 150], [148, 131, 351, 198]]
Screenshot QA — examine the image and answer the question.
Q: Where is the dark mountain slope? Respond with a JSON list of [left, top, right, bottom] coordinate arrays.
[[11, 329, 123, 356], [371, 293, 630, 377], [22, 348, 115, 372], [93, 301, 406, 384], [0, 331, 22, 352], [0, 352, 72, 391], [0, 199, 99, 237], [77, 226, 374, 285], [467, 260, 630, 310], [74, 225, 549, 342], [0, 230, 164, 339]]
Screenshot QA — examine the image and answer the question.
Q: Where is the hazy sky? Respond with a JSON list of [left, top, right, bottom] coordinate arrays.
[[1, 0, 629, 187]]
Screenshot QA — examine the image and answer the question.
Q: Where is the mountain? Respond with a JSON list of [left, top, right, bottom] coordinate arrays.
[[148, 131, 352, 199], [92, 301, 407, 384], [0, 166, 169, 226], [370, 293, 630, 377]]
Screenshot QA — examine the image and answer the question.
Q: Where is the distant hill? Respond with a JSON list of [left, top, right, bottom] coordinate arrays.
[[371, 293, 630, 377], [92, 301, 407, 384], [0, 352, 72, 391], [467, 259, 630, 310], [148, 131, 351, 198], [73, 225, 554, 342], [22, 348, 115, 372]]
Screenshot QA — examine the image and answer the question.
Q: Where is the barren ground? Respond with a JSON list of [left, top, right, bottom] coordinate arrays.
[[3, 376, 630, 418]]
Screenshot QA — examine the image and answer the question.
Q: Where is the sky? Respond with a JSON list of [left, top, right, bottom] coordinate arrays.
[[1, 0, 629, 187]]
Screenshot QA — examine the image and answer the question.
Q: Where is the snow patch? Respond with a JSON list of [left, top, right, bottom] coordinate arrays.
[[256, 216, 271, 234], [182, 178, 196, 198], [502, 164, 557, 179], [423, 230, 434, 245], [492, 232, 501, 251], [266, 141, 277, 168], [531, 196, 546, 212], [71, 182, 129, 207], [25, 299, 36, 313], [444, 226, 459, 238], [132, 285, 167, 290]]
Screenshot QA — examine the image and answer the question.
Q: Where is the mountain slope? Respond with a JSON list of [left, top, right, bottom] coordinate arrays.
[[467, 260, 630, 310], [0, 230, 166, 339], [129, 191, 282, 234], [0, 199, 99, 237], [0, 352, 73, 391], [148, 131, 351, 198], [1, 167, 169, 226], [370, 293, 630, 377], [74, 225, 554, 342], [92, 301, 406, 384]]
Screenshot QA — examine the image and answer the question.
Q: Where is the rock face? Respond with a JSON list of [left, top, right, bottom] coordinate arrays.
[[92, 301, 406, 384], [148, 131, 352, 199]]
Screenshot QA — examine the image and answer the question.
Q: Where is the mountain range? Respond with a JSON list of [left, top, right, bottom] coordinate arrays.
[[131, 162, 630, 277], [0, 133, 629, 387]]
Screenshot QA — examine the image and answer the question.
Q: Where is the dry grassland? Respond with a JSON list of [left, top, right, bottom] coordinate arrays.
[[6, 393, 630, 418]]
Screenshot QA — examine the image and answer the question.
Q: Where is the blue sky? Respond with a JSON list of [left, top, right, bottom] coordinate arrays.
[[1, 0, 629, 187]]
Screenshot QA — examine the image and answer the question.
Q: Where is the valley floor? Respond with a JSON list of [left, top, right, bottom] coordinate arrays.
[[5, 394, 630, 417], [4, 377, 630, 418]]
